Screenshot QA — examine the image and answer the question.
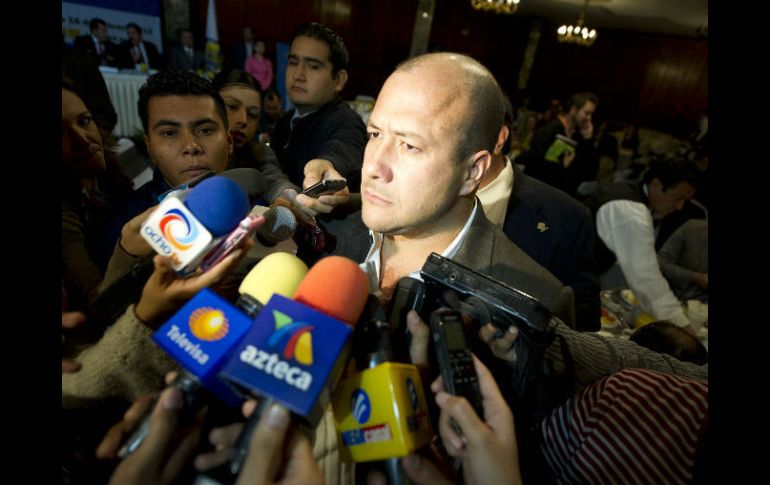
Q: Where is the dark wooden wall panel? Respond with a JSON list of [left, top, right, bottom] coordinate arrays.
[[194, 0, 707, 133]]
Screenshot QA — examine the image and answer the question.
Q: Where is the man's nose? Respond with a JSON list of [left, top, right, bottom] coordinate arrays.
[[182, 131, 203, 156], [234, 107, 247, 127], [363, 139, 393, 183]]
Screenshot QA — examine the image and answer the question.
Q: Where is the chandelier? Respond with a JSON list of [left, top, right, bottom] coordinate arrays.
[[470, 0, 520, 15], [557, 0, 597, 46]]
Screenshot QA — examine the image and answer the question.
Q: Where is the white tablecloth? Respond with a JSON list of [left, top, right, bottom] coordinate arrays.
[[102, 71, 149, 138]]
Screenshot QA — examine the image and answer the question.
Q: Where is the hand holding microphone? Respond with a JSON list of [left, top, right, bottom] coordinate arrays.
[[219, 255, 369, 476], [234, 399, 323, 485], [117, 253, 309, 459], [133, 241, 253, 326]]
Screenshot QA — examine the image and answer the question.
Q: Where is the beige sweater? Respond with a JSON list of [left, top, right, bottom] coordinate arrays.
[[62, 304, 179, 409]]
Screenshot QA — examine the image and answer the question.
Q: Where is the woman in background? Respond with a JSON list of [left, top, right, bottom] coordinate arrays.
[[212, 68, 299, 203], [61, 77, 132, 310], [245, 40, 273, 91]]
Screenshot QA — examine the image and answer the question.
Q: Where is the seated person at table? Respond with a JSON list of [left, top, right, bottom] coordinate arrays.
[[118, 22, 163, 70]]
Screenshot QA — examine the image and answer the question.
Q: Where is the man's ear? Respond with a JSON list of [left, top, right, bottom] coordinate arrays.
[[494, 125, 510, 155], [333, 69, 349, 94], [143, 133, 151, 154], [459, 151, 492, 196]]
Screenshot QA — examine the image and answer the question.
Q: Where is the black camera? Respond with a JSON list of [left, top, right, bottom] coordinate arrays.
[[389, 253, 570, 430]]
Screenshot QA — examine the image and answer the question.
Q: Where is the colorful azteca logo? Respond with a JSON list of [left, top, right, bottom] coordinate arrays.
[[266, 310, 314, 366], [189, 307, 229, 341], [351, 389, 371, 424], [159, 208, 199, 251]]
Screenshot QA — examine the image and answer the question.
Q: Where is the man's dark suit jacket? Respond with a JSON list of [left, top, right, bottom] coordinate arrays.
[[233, 42, 251, 70], [169, 45, 206, 71], [74, 35, 120, 67], [270, 97, 366, 192], [62, 45, 117, 132], [502, 162, 600, 331], [324, 204, 576, 329], [118, 40, 162, 69]]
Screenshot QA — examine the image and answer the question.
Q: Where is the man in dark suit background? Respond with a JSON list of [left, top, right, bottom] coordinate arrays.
[[477, 98, 600, 331], [118, 22, 162, 70], [233, 26, 254, 70], [74, 18, 120, 67], [169, 29, 205, 72]]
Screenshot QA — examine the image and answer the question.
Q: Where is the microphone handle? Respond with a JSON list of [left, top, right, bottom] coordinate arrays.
[[117, 371, 210, 458], [229, 398, 273, 475], [385, 457, 413, 485]]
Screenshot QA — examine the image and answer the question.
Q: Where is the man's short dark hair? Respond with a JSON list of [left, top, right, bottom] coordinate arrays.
[[291, 22, 349, 75], [642, 158, 700, 191], [89, 18, 106, 32], [630, 321, 708, 365], [138, 68, 228, 133], [567, 91, 599, 111], [126, 22, 141, 33]]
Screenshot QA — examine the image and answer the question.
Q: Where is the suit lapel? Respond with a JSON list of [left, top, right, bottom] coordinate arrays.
[[454, 202, 496, 270]]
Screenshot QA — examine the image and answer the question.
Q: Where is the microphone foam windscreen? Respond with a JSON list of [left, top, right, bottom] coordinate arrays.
[[185, 176, 250, 236], [294, 256, 369, 325], [260, 206, 297, 245], [219, 168, 267, 198], [238, 252, 308, 305]]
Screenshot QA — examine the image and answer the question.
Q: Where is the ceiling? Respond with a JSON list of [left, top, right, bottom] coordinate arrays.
[[513, 0, 708, 37]]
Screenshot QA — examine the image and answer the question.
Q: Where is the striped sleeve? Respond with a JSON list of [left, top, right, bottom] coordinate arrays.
[[539, 368, 708, 484]]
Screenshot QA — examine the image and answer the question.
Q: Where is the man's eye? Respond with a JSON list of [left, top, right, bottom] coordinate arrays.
[[402, 142, 420, 152], [78, 116, 93, 127], [161, 130, 176, 137], [226, 104, 238, 111]]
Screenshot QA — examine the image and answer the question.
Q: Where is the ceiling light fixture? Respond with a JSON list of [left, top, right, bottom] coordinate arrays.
[[557, 0, 598, 46], [469, 0, 520, 15]]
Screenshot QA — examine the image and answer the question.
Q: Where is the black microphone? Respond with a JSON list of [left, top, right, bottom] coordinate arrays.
[[254, 206, 297, 247]]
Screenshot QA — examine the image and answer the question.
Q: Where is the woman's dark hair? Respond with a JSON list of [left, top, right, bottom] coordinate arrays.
[[212, 68, 263, 99]]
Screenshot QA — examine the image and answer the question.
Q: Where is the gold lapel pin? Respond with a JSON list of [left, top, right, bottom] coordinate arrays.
[[537, 222, 549, 233]]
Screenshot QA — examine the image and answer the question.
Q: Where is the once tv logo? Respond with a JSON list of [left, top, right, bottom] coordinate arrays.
[[351, 389, 371, 424], [266, 310, 314, 366], [159, 208, 199, 251]]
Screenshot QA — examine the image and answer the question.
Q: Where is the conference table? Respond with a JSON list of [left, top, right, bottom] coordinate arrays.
[[101, 69, 154, 138]]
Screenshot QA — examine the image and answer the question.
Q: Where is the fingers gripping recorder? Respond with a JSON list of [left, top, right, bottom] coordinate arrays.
[[417, 253, 562, 425]]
